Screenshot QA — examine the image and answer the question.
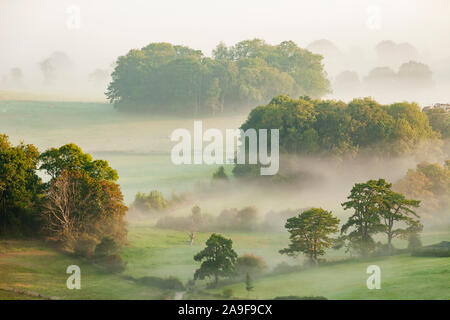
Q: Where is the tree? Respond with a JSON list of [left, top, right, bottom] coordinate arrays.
[[194, 233, 237, 287], [235, 254, 267, 276], [398, 61, 433, 89], [212, 166, 229, 181], [424, 106, 450, 139], [233, 95, 439, 179], [341, 179, 386, 256], [39, 143, 118, 181], [379, 187, 421, 252], [106, 40, 330, 114], [42, 170, 127, 256], [245, 272, 254, 297], [0, 134, 42, 236], [280, 208, 340, 264]]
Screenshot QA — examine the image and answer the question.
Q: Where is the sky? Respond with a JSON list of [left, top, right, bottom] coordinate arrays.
[[0, 0, 449, 97]]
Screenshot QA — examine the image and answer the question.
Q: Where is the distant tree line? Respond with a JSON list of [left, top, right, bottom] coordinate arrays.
[[106, 39, 330, 114], [0, 135, 127, 259]]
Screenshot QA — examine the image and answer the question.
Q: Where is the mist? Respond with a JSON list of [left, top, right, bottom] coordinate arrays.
[[1, 0, 450, 106]]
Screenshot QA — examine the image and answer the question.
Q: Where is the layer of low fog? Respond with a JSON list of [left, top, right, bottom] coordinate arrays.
[[1, 0, 450, 105]]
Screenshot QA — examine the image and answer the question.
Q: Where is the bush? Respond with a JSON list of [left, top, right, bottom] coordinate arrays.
[[137, 276, 185, 291], [235, 254, 267, 276], [412, 241, 450, 257], [73, 233, 98, 258], [222, 288, 234, 298], [95, 237, 119, 257], [95, 254, 127, 273]]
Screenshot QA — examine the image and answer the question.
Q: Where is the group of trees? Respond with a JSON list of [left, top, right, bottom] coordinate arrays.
[[394, 160, 449, 217], [334, 61, 433, 97], [0, 136, 127, 258], [106, 39, 330, 114], [192, 178, 421, 286], [233, 95, 439, 178], [423, 106, 450, 140], [279, 179, 422, 263]]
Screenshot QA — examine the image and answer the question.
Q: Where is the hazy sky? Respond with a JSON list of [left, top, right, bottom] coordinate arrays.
[[1, 0, 449, 76]]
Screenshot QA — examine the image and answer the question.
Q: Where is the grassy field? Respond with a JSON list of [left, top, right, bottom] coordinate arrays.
[[1, 224, 448, 300], [0, 100, 244, 202], [0, 100, 449, 300]]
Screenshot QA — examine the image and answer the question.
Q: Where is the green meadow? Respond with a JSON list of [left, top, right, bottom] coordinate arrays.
[[0, 100, 449, 300], [1, 224, 449, 300]]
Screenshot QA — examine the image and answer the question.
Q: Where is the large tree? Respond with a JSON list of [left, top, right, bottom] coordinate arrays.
[[379, 188, 421, 252], [42, 170, 127, 256], [0, 134, 42, 236], [280, 208, 339, 264], [194, 233, 237, 287], [341, 179, 386, 256], [39, 143, 118, 181]]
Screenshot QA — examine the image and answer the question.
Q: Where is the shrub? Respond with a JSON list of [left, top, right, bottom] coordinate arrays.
[[235, 254, 267, 276], [222, 288, 234, 298], [95, 254, 127, 273], [95, 237, 119, 257], [412, 241, 450, 257], [73, 233, 98, 258], [137, 276, 185, 291]]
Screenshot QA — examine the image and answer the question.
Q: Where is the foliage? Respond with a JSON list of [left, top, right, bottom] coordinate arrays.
[[42, 170, 127, 257], [411, 241, 450, 257], [95, 254, 126, 273], [95, 237, 119, 257], [106, 40, 330, 114], [341, 178, 421, 256], [424, 107, 450, 139], [235, 253, 267, 276], [212, 166, 229, 181], [394, 160, 449, 216], [194, 233, 238, 287], [222, 288, 234, 298], [0, 134, 43, 236], [280, 208, 339, 263], [341, 179, 388, 256], [132, 190, 169, 214], [233, 96, 438, 178], [39, 143, 118, 181]]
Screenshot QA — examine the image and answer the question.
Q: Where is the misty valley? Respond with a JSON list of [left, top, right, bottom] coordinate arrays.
[[0, 1, 449, 303]]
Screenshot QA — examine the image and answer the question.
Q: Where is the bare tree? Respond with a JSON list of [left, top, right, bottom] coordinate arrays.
[[42, 171, 93, 243]]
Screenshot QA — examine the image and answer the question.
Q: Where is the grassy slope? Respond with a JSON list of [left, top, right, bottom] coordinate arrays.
[[1, 225, 448, 300], [195, 255, 450, 300], [0, 240, 166, 300]]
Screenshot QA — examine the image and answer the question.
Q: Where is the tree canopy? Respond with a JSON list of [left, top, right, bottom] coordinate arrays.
[[106, 40, 330, 114], [194, 233, 238, 286], [0, 134, 42, 236], [280, 208, 339, 264]]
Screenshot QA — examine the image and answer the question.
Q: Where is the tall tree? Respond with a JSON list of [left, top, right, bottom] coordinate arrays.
[[42, 170, 127, 256], [341, 179, 386, 256], [39, 143, 118, 181], [194, 233, 237, 287], [0, 134, 42, 236], [379, 188, 421, 252], [280, 208, 340, 264]]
